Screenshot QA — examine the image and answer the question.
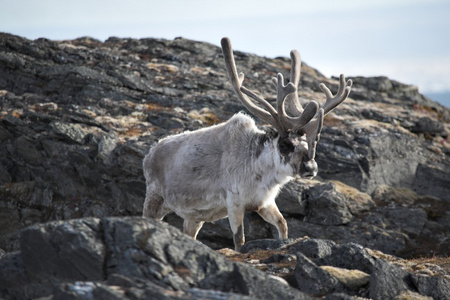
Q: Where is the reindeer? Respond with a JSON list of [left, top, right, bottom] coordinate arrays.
[[143, 37, 352, 251]]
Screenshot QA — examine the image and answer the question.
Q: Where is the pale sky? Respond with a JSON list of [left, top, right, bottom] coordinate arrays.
[[1, 0, 450, 106]]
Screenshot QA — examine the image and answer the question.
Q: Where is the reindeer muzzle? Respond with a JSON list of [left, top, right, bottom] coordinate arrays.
[[300, 158, 318, 178]]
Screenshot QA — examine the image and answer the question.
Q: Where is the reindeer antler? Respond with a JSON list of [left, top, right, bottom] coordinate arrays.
[[285, 50, 304, 116], [220, 38, 284, 132], [221, 37, 318, 137], [302, 75, 353, 159], [221, 37, 352, 159], [320, 74, 353, 114]]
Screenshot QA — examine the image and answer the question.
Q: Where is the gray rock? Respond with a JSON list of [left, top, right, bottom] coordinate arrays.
[[147, 112, 186, 129], [240, 238, 296, 253], [284, 213, 409, 256], [0, 252, 45, 299], [295, 252, 344, 296], [20, 218, 105, 282], [276, 180, 308, 216], [1, 216, 312, 300], [54, 281, 126, 300], [348, 76, 435, 106], [303, 182, 353, 225], [319, 243, 376, 274], [200, 262, 312, 300], [13, 135, 43, 164], [380, 207, 427, 237], [97, 132, 119, 162], [369, 259, 412, 300], [367, 259, 450, 300], [315, 134, 365, 193], [412, 116, 445, 136], [50, 121, 89, 144], [349, 221, 408, 256], [2, 215, 450, 300], [287, 238, 335, 260], [350, 76, 395, 93], [361, 108, 394, 124], [104, 217, 312, 299], [414, 163, 450, 201], [189, 288, 259, 300], [324, 293, 360, 300], [410, 274, 450, 300], [362, 131, 424, 194]]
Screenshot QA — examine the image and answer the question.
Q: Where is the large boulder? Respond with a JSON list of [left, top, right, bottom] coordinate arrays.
[[2, 217, 449, 300], [218, 235, 450, 300], [0, 217, 312, 300]]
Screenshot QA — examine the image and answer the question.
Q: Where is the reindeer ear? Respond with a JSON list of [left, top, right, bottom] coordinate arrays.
[[263, 126, 279, 139]]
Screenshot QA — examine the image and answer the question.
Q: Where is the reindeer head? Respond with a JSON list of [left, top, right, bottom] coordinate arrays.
[[221, 37, 352, 178]]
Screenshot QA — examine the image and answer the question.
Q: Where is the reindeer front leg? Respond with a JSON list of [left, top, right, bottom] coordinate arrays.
[[257, 203, 288, 240], [227, 197, 245, 252]]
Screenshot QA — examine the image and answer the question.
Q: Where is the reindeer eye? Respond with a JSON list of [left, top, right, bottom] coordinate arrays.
[[279, 139, 295, 155]]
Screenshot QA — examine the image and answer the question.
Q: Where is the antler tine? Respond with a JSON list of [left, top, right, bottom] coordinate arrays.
[[302, 108, 324, 160], [221, 37, 284, 132], [269, 72, 317, 134], [291, 101, 320, 132], [240, 86, 279, 121], [319, 74, 353, 115], [299, 75, 352, 160], [275, 73, 297, 130], [286, 50, 304, 116], [289, 50, 301, 87], [221, 37, 341, 148], [272, 50, 304, 117], [274, 73, 319, 133]]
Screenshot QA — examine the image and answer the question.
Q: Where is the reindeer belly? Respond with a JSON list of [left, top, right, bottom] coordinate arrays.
[[171, 197, 229, 222], [185, 205, 229, 222], [163, 184, 228, 222]]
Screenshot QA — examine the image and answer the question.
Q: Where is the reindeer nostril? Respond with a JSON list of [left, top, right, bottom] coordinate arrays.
[[301, 159, 318, 178]]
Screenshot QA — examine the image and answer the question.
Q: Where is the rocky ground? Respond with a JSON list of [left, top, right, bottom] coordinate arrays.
[[0, 33, 449, 299], [1, 217, 449, 299]]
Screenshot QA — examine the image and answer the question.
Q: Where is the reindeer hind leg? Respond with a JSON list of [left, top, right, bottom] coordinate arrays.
[[227, 202, 245, 252], [143, 191, 171, 220], [183, 219, 205, 239]]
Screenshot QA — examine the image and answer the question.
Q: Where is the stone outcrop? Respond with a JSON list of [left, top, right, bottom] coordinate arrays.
[[1, 217, 448, 299], [0, 217, 313, 300]]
